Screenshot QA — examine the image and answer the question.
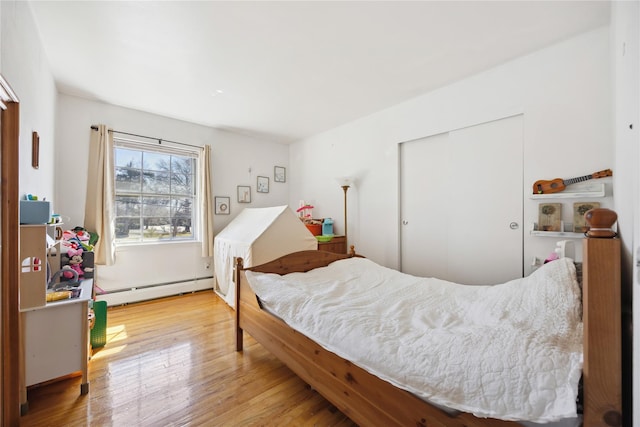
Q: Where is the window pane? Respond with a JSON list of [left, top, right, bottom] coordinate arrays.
[[172, 197, 193, 219], [143, 170, 170, 194], [115, 195, 141, 216], [171, 197, 193, 240], [171, 221, 193, 239], [142, 196, 171, 217], [142, 217, 171, 241], [172, 156, 193, 174], [115, 148, 142, 168], [115, 167, 142, 193], [115, 217, 141, 241], [143, 152, 170, 171], [171, 173, 193, 195]]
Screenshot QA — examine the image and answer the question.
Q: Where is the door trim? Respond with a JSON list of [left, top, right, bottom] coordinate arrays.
[[1, 73, 21, 425]]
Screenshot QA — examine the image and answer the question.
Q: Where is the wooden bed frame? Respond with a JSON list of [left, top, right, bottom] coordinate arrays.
[[234, 239, 622, 427]]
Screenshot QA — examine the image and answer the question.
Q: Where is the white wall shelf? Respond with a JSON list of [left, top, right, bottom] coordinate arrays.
[[530, 183, 605, 199], [530, 230, 585, 238]]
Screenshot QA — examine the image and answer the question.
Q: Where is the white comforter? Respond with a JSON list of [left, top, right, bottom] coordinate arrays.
[[245, 257, 583, 423]]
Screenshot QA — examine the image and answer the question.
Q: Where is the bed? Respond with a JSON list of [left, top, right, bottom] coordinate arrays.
[[234, 239, 622, 426]]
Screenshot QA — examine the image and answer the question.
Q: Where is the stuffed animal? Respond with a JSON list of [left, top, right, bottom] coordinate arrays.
[[61, 228, 95, 252], [61, 265, 76, 280], [72, 226, 91, 242], [67, 255, 84, 277], [67, 246, 83, 258]]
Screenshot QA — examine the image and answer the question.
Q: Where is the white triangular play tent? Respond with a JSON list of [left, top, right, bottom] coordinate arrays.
[[214, 205, 317, 307]]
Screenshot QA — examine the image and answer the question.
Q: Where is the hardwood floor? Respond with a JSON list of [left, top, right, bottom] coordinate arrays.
[[19, 291, 356, 426]]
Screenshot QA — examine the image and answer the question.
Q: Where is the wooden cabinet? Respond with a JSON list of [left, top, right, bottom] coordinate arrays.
[[19, 224, 92, 413], [317, 235, 346, 254], [20, 279, 92, 412]]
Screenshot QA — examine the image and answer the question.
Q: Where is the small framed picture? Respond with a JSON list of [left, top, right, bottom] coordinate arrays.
[[237, 185, 251, 203], [215, 196, 230, 215], [257, 176, 269, 193], [538, 203, 562, 232], [573, 202, 600, 232], [274, 166, 286, 183], [32, 131, 40, 169]]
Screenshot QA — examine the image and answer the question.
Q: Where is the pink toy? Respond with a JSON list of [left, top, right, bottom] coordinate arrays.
[[296, 203, 314, 220], [67, 247, 83, 257], [68, 255, 84, 277], [75, 230, 90, 242], [61, 265, 76, 279]]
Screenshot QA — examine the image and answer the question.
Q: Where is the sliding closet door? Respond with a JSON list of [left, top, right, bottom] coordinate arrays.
[[400, 115, 523, 284]]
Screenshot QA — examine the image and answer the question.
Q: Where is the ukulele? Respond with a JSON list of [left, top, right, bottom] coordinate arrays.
[[533, 169, 612, 194]]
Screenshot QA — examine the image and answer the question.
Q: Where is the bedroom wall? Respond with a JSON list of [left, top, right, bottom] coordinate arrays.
[[0, 2, 56, 419], [611, 1, 639, 424], [289, 26, 612, 274], [56, 94, 290, 302], [1, 0, 57, 203]]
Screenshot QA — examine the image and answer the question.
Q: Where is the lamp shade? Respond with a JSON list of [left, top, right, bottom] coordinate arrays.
[[337, 176, 353, 188]]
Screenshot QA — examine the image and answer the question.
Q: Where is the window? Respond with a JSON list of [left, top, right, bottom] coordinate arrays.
[[114, 138, 198, 243]]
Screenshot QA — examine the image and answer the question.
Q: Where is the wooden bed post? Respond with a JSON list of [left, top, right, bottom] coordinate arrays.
[[582, 237, 622, 426], [234, 257, 244, 351]]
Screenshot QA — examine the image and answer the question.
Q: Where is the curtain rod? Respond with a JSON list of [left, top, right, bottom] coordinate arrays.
[[90, 125, 203, 150]]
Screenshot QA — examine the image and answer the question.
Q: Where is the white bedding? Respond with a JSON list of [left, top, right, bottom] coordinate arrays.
[[245, 257, 583, 423]]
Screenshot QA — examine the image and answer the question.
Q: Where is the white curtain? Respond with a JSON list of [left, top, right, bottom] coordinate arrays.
[[84, 124, 116, 265], [200, 144, 214, 257]]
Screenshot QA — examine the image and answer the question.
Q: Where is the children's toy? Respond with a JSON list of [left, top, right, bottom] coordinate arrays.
[[60, 264, 80, 281], [67, 246, 83, 258], [68, 255, 84, 277], [296, 202, 314, 220], [61, 228, 95, 252]]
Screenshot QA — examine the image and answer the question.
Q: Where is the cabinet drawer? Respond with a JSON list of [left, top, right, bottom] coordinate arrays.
[[317, 236, 346, 254]]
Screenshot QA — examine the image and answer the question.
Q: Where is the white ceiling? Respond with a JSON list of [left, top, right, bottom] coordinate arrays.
[[28, 1, 610, 143]]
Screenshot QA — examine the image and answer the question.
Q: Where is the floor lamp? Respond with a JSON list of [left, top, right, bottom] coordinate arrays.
[[339, 178, 351, 253]]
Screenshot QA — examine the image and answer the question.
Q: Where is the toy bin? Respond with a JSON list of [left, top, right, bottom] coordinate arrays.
[[305, 223, 322, 236], [91, 300, 107, 348]]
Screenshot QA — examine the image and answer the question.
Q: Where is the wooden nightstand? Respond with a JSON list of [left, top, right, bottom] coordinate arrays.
[[317, 235, 347, 254]]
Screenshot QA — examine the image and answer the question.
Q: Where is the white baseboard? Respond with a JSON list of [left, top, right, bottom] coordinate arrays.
[[96, 277, 214, 306]]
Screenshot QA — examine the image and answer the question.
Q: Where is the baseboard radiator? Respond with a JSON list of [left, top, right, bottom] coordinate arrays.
[[96, 276, 214, 306]]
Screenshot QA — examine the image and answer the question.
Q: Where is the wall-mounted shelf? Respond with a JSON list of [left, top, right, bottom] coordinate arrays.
[[530, 183, 605, 199], [530, 231, 585, 238]]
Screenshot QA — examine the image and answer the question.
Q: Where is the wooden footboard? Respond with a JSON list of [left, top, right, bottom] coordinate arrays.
[[235, 242, 622, 426]]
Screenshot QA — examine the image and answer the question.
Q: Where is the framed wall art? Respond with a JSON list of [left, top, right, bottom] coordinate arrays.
[[274, 166, 286, 183], [215, 196, 230, 215], [257, 176, 269, 193], [573, 202, 600, 232], [32, 131, 40, 169], [538, 203, 562, 232], [237, 185, 251, 203]]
